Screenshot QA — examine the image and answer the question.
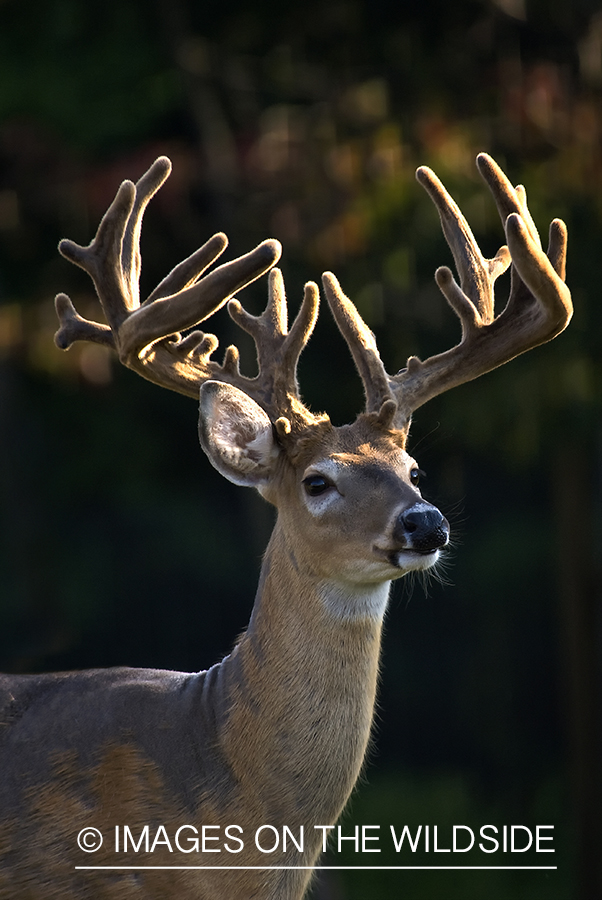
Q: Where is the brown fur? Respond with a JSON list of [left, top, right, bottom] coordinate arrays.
[[0, 416, 429, 899]]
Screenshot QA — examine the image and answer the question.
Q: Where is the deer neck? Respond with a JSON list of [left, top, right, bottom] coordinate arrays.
[[217, 517, 390, 827]]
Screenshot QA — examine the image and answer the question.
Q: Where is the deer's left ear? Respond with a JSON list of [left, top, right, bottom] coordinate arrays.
[[199, 381, 280, 487]]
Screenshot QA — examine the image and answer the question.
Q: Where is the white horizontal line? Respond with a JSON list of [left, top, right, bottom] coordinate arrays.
[[75, 865, 558, 871]]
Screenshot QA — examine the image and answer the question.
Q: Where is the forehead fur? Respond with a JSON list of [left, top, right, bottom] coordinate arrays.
[[281, 412, 408, 469]]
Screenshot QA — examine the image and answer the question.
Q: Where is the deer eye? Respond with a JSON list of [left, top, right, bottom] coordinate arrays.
[[410, 467, 424, 487], [303, 474, 334, 497]]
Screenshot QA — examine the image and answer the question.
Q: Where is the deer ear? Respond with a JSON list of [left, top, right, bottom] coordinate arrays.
[[199, 381, 280, 487]]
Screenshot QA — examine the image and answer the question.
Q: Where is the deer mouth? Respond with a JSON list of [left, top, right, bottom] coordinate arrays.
[[373, 545, 440, 570], [389, 548, 442, 574], [392, 547, 439, 564]]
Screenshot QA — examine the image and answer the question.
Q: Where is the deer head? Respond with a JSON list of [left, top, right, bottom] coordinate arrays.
[[55, 154, 571, 597]]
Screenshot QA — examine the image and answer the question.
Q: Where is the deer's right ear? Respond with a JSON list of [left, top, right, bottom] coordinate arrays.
[[199, 381, 280, 487]]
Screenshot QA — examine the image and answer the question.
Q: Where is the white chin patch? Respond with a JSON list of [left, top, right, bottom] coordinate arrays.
[[394, 549, 439, 573]]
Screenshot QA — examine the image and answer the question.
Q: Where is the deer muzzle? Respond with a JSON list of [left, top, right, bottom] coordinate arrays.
[[393, 502, 450, 554]]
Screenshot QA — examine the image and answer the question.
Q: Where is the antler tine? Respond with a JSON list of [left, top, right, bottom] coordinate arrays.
[[477, 153, 569, 330], [476, 153, 540, 243], [54, 293, 115, 350], [227, 268, 321, 426], [321, 272, 393, 415], [145, 235, 227, 305], [122, 156, 173, 300], [415, 164, 512, 322], [58, 179, 138, 332]]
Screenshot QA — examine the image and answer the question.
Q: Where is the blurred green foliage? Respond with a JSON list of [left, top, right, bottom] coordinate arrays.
[[0, 0, 600, 897]]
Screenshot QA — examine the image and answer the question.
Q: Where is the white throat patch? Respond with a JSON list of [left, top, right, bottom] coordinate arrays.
[[318, 581, 391, 622]]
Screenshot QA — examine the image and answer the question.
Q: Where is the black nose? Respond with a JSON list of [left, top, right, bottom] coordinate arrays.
[[394, 503, 450, 552]]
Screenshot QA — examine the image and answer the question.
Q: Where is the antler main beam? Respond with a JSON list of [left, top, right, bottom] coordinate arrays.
[[323, 153, 572, 430]]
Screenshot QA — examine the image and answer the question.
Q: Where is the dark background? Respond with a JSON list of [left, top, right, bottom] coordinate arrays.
[[0, 1, 600, 897]]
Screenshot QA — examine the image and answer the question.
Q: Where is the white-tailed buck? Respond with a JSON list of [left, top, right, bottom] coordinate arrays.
[[0, 154, 571, 899]]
